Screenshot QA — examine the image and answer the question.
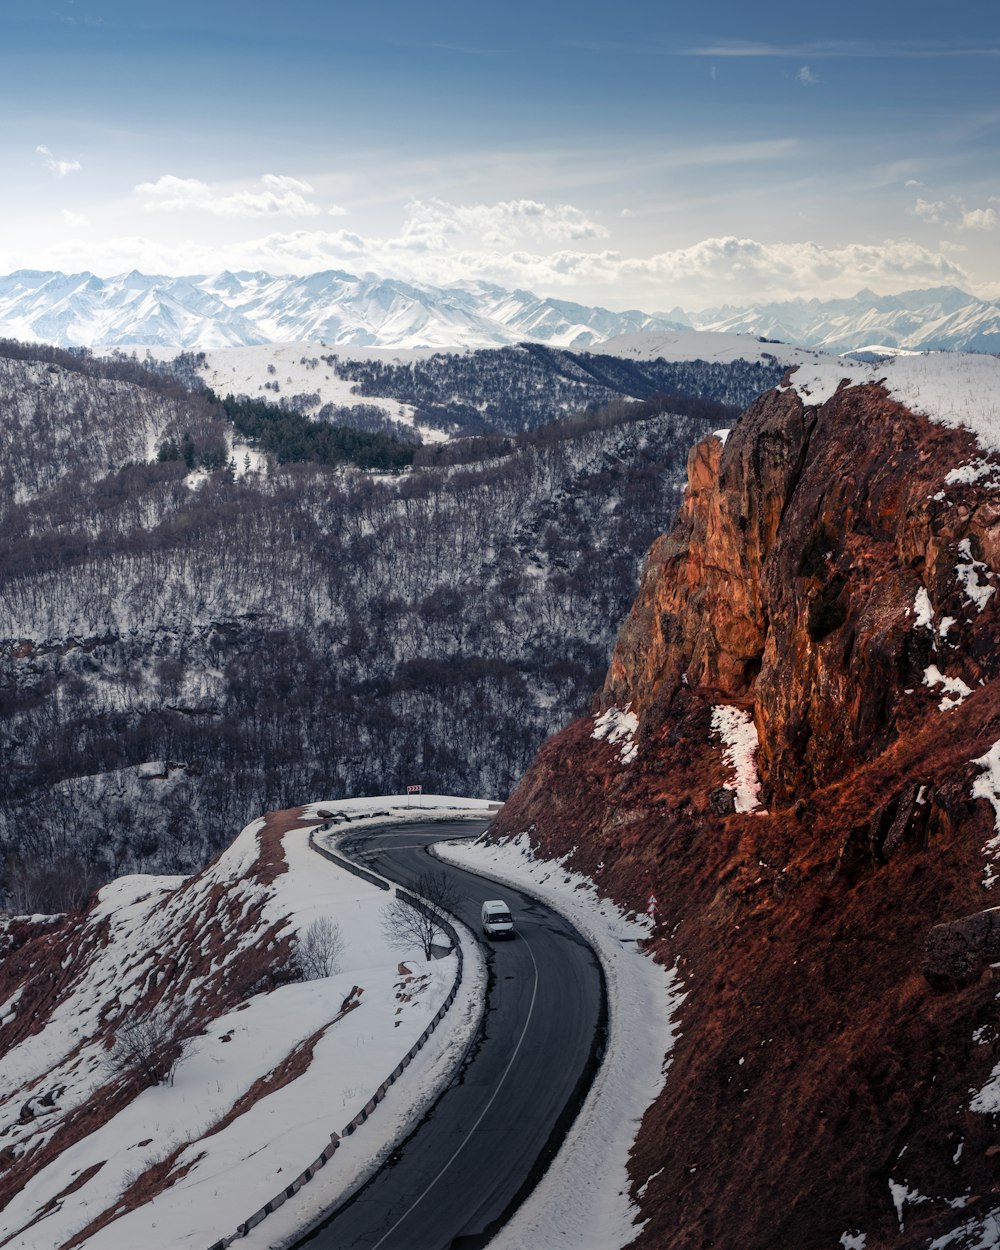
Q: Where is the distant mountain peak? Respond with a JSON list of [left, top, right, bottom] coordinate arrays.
[[0, 270, 996, 354], [0, 269, 687, 353], [692, 285, 998, 354]]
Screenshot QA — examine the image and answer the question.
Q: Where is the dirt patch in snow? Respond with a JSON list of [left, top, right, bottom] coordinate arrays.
[[61, 1146, 205, 1249]]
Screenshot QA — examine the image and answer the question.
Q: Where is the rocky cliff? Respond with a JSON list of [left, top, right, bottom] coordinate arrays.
[[495, 359, 1000, 1249]]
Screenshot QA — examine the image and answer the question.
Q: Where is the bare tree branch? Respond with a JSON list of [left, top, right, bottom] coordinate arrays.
[[381, 870, 459, 961], [103, 1008, 189, 1089], [296, 915, 344, 980]]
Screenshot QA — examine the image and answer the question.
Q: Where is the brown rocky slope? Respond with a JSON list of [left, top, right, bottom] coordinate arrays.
[[495, 372, 1000, 1248]]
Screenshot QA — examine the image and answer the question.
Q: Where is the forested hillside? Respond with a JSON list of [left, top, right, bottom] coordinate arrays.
[[329, 343, 785, 434], [1, 343, 729, 909]]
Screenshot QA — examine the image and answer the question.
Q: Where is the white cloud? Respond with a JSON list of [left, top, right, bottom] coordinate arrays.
[[399, 198, 608, 246], [904, 179, 924, 188], [909, 197, 999, 232], [36, 145, 80, 177], [133, 173, 340, 218], [0, 203, 975, 310], [796, 65, 818, 85], [961, 207, 999, 230], [615, 235, 968, 304], [912, 198, 946, 223], [61, 209, 88, 227]]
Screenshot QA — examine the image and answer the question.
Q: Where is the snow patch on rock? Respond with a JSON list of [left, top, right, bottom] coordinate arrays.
[[592, 705, 639, 765], [972, 742, 1000, 890], [890, 1179, 930, 1231], [945, 459, 997, 487], [923, 665, 973, 711], [956, 539, 996, 613], [710, 705, 763, 813], [913, 587, 934, 629]]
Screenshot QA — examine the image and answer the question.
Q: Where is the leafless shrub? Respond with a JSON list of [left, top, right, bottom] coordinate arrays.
[[381, 871, 459, 961], [104, 1008, 189, 1089], [296, 915, 344, 980]]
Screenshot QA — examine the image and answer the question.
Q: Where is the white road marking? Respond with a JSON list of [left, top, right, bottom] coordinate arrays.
[[368, 932, 541, 1249]]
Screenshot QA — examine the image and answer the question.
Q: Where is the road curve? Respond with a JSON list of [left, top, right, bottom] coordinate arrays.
[[290, 819, 606, 1250]]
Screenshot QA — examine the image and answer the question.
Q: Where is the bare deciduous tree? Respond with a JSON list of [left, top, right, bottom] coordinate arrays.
[[4, 852, 99, 915], [103, 1008, 188, 1089], [381, 870, 459, 961], [296, 915, 344, 980], [0, 342, 731, 892]]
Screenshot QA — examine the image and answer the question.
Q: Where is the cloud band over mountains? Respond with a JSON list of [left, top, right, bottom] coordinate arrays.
[[0, 191, 978, 310]]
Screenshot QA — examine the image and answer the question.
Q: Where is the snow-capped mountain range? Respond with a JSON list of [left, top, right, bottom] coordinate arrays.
[[0, 269, 997, 354], [693, 285, 1000, 355], [0, 269, 683, 352]]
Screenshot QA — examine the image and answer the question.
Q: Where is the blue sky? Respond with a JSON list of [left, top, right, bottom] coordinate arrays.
[[2, 0, 998, 309]]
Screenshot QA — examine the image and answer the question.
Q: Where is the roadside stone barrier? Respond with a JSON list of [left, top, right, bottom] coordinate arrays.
[[309, 827, 391, 891], [205, 837, 465, 1249]]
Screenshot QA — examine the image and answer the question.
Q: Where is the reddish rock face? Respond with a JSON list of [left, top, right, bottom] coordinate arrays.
[[496, 379, 1000, 1249]]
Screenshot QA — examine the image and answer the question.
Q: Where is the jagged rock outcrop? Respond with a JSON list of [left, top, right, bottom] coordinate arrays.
[[925, 907, 1000, 991], [494, 368, 1000, 1250], [604, 381, 1000, 804]]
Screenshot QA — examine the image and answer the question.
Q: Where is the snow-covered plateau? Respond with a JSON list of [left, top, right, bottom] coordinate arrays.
[[782, 351, 1000, 451]]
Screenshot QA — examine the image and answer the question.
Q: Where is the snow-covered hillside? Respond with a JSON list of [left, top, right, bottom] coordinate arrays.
[[168, 341, 449, 444], [173, 332, 793, 438], [0, 797, 494, 1250], [593, 328, 823, 368]]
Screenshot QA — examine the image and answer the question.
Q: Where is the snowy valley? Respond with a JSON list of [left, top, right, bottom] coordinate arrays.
[[5, 328, 1000, 1250], [1, 335, 750, 901]]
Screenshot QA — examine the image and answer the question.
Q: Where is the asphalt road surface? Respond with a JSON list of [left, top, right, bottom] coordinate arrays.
[[290, 819, 606, 1250]]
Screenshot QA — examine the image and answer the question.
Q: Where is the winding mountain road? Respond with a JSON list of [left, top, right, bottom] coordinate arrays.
[[291, 819, 605, 1250]]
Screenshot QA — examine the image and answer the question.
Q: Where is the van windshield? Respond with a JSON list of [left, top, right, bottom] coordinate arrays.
[[490, 913, 512, 925]]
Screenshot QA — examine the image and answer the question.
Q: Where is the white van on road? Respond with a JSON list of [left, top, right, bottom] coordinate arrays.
[[481, 899, 515, 939]]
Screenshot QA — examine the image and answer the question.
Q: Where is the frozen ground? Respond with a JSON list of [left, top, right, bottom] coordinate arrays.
[[146, 341, 450, 443]]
